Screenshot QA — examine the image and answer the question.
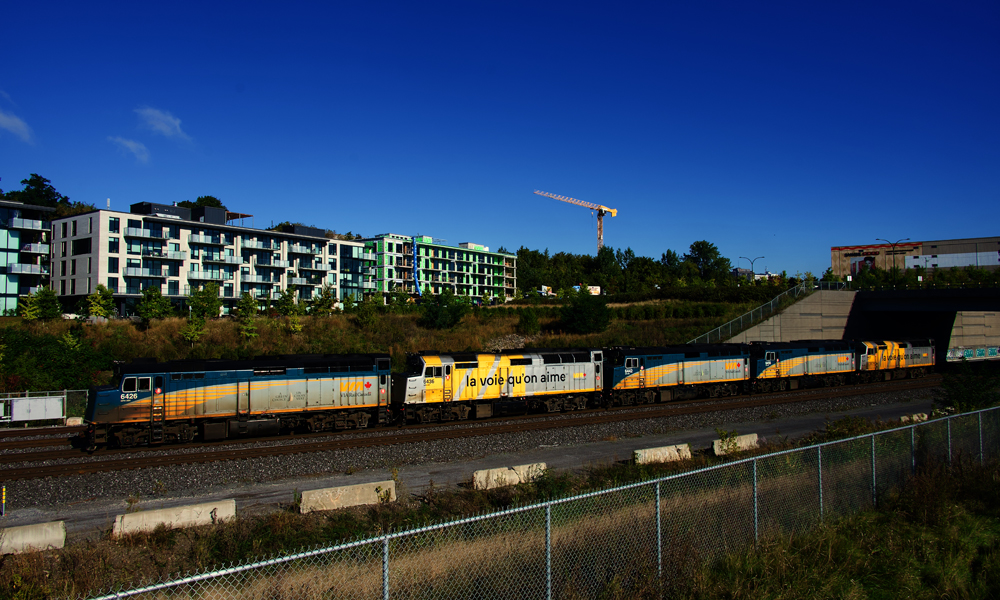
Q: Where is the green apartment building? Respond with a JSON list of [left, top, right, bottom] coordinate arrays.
[[364, 233, 516, 301]]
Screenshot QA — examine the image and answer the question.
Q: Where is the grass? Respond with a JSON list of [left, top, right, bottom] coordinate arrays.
[[676, 459, 1000, 600], [0, 413, 933, 599]]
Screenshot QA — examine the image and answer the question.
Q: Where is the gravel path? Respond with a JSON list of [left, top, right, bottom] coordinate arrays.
[[2, 385, 939, 515]]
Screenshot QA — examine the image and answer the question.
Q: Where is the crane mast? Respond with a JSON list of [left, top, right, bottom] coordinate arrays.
[[533, 190, 618, 252]]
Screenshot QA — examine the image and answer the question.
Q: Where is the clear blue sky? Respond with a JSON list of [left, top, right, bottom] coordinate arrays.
[[2, 1, 997, 275]]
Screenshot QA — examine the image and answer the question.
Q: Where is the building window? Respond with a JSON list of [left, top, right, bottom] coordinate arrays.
[[88, 217, 93, 233], [88, 278, 92, 294], [60, 241, 66, 257], [72, 238, 92, 255], [71, 280, 76, 295], [61, 280, 66, 295], [109, 217, 120, 233], [71, 259, 77, 276], [108, 257, 118, 273], [109, 237, 119, 253], [87, 258, 92, 274], [168, 280, 179, 295], [108, 277, 118, 293], [61, 261, 67, 276], [72, 220, 77, 236]]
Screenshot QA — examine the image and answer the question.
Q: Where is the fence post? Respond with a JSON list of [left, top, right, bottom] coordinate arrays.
[[870, 434, 877, 508], [382, 537, 389, 600], [546, 504, 552, 600], [656, 481, 662, 584], [753, 459, 759, 545], [979, 411, 984, 466], [947, 418, 953, 467], [817, 446, 823, 520], [911, 426, 916, 475]]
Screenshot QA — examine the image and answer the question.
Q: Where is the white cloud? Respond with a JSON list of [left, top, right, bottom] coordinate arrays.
[[0, 108, 34, 143], [108, 136, 150, 163], [134, 106, 191, 140]]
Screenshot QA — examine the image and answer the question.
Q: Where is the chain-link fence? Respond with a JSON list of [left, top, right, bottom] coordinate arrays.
[[89, 405, 1000, 599]]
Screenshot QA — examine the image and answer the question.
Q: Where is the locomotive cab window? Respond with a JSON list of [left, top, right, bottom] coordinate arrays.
[[380, 375, 387, 386], [122, 377, 137, 393], [765, 352, 776, 361], [425, 366, 442, 377], [625, 358, 639, 368], [138, 377, 151, 392], [154, 376, 163, 389]]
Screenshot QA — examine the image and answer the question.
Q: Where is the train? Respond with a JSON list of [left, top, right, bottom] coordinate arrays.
[[82, 338, 935, 449]]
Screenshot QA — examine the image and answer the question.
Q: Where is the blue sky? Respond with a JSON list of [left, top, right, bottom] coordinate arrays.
[[2, 1, 997, 275]]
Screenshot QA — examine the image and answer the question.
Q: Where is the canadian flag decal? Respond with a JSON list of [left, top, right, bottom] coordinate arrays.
[[364, 381, 372, 389]]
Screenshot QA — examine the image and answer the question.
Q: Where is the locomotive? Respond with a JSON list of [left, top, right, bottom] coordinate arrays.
[[83, 339, 935, 449]]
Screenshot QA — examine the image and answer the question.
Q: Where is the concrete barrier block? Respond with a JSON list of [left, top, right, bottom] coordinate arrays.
[[511, 463, 547, 483], [0, 521, 65, 555], [112, 500, 236, 538], [713, 433, 758, 456], [473, 467, 520, 490], [299, 481, 396, 514], [634, 444, 692, 465], [65, 417, 83, 426], [473, 462, 547, 490]]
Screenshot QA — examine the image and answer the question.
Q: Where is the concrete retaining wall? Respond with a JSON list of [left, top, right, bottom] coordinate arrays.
[[950, 311, 1000, 350], [713, 433, 758, 456], [112, 500, 236, 538], [728, 290, 856, 343], [634, 444, 692, 465], [299, 480, 396, 514], [473, 462, 547, 490], [0, 521, 65, 555]]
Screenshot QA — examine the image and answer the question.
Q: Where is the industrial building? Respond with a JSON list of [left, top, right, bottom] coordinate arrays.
[[831, 236, 1000, 278], [50, 202, 377, 314]]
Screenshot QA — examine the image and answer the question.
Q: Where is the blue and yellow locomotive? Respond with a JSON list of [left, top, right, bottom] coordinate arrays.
[[84, 354, 391, 449]]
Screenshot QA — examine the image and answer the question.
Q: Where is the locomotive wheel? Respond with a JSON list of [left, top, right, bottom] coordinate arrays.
[[779, 380, 788, 391]]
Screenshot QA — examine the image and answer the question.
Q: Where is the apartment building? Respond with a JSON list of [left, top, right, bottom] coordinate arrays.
[[0, 199, 54, 313], [364, 233, 517, 301], [50, 203, 376, 314]]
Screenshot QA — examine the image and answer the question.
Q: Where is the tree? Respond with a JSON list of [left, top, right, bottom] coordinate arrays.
[[233, 293, 259, 341], [1, 174, 95, 217], [355, 294, 381, 331], [560, 292, 611, 334], [682, 241, 732, 283], [309, 284, 337, 316], [17, 294, 39, 322], [177, 196, 227, 210], [136, 287, 174, 322], [187, 283, 221, 320], [516, 307, 540, 335], [86, 284, 115, 318], [419, 288, 469, 329], [273, 287, 300, 316]]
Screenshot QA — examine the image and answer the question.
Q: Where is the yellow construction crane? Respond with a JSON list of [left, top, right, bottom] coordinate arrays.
[[533, 190, 618, 252]]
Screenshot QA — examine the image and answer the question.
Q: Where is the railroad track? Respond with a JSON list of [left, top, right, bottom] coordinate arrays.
[[0, 376, 940, 481]]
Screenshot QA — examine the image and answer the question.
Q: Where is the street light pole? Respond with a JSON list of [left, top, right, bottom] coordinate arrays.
[[740, 256, 764, 282], [875, 238, 910, 287]]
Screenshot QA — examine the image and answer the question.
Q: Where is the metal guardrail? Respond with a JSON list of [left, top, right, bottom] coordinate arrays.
[[688, 281, 850, 344], [87, 405, 1000, 599]]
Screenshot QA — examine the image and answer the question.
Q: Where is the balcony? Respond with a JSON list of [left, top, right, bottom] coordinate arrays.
[[9, 218, 48, 231], [241, 239, 280, 250], [125, 285, 162, 295], [203, 255, 242, 265], [242, 274, 275, 283], [188, 271, 229, 281], [8, 263, 48, 275], [297, 261, 328, 271], [126, 227, 164, 239], [189, 234, 229, 246], [142, 249, 188, 260], [289, 244, 321, 254], [288, 277, 309, 285], [124, 267, 167, 278], [362, 281, 377, 289], [362, 253, 376, 261], [252, 258, 287, 268], [20, 243, 50, 254]]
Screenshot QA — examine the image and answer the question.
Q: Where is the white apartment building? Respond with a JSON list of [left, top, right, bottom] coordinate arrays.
[[50, 202, 376, 314]]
